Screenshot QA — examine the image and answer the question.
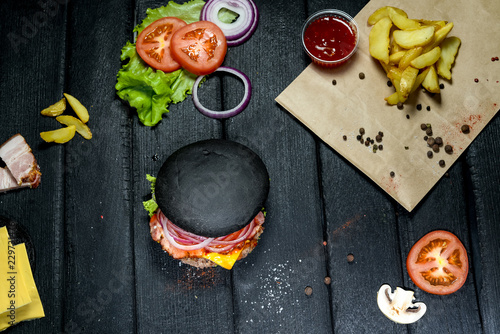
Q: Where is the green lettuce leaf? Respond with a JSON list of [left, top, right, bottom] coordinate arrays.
[[143, 174, 158, 217], [115, 0, 205, 126]]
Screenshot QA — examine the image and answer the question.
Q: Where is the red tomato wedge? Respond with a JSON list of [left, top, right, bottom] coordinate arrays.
[[136, 17, 187, 72], [407, 230, 469, 295], [170, 21, 227, 76]]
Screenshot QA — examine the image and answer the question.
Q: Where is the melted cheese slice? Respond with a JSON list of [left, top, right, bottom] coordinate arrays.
[[202, 248, 244, 270]]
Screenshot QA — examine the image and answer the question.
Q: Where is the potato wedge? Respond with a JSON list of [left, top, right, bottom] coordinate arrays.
[[411, 67, 431, 93], [40, 125, 76, 144], [64, 93, 89, 123], [368, 6, 408, 25], [369, 17, 393, 64], [56, 115, 93, 140], [389, 50, 406, 65], [422, 65, 440, 93], [410, 46, 441, 69], [399, 66, 419, 99], [393, 25, 434, 49], [41, 98, 66, 117], [422, 22, 454, 53], [388, 7, 421, 30], [399, 47, 422, 70], [385, 91, 400, 105], [437, 37, 461, 80]]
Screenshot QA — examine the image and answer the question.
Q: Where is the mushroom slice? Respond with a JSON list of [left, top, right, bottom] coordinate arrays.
[[377, 284, 426, 324]]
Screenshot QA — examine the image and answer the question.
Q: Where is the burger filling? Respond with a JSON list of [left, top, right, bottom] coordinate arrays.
[[150, 210, 265, 269]]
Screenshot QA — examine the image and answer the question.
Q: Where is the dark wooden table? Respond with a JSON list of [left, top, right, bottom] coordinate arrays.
[[1, 0, 499, 333]]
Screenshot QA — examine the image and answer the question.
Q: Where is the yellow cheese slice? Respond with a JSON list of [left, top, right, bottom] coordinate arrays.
[[0, 227, 32, 317], [202, 247, 244, 270]]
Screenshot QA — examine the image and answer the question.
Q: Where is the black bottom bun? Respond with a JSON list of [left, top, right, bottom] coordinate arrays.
[[149, 214, 264, 268]]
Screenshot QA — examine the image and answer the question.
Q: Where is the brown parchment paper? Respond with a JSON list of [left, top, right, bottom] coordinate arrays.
[[276, 0, 500, 211]]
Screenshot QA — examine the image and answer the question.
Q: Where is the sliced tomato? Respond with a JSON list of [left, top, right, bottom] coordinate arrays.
[[406, 230, 469, 295], [136, 17, 187, 72], [170, 21, 227, 76]]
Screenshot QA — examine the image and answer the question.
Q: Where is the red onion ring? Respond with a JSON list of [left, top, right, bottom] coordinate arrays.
[[201, 0, 259, 46], [192, 66, 252, 119]]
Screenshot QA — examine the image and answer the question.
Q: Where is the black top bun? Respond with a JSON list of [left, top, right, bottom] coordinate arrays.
[[155, 139, 269, 237]]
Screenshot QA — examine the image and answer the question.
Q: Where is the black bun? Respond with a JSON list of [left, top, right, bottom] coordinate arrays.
[[0, 216, 36, 273], [155, 139, 269, 237]]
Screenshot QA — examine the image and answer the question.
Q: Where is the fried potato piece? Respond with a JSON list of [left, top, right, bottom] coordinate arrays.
[[437, 37, 461, 80], [399, 66, 419, 99], [369, 17, 393, 64], [399, 47, 422, 70], [410, 46, 441, 69], [411, 67, 431, 93], [56, 115, 93, 140], [64, 93, 89, 123], [368, 6, 408, 25], [388, 7, 421, 30], [389, 51, 406, 65], [393, 25, 435, 49], [41, 98, 66, 117], [40, 125, 76, 144], [419, 19, 447, 30], [385, 91, 400, 105], [422, 65, 440, 93], [422, 22, 454, 53]]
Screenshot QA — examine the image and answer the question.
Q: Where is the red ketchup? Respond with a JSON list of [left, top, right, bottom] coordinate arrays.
[[303, 15, 357, 65]]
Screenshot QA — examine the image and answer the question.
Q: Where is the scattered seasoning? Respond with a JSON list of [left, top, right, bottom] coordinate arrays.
[[323, 241, 327, 246], [324, 277, 332, 285], [439, 160, 446, 167], [426, 128, 433, 136], [366, 136, 371, 142], [424, 136, 428, 141], [432, 144, 440, 153], [378, 131, 384, 137], [390, 171, 395, 178], [406, 114, 410, 119], [360, 139, 365, 144], [397, 102, 404, 110], [305, 286, 313, 296], [474, 78, 479, 83], [376, 134, 382, 142], [435, 137, 443, 146], [372, 146, 378, 153], [416, 104, 422, 111], [404, 146, 409, 150], [359, 72, 365, 79], [387, 80, 393, 87], [347, 254, 354, 262], [427, 137, 435, 146], [439, 83, 445, 89], [420, 123, 427, 130], [426, 106, 431, 111], [378, 144, 383, 151], [359, 128, 365, 135], [370, 139, 374, 144], [427, 151, 433, 158], [332, 79, 337, 85], [343, 135, 347, 141], [356, 134, 361, 140], [365, 140, 370, 147], [445, 145, 453, 154], [461, 124, 470, 133]]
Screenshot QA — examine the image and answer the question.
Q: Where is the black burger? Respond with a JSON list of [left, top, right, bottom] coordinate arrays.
[[144, 139, 270, 269]]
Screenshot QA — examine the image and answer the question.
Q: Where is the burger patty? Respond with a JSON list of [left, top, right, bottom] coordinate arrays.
[[149, 214, 264, 268]]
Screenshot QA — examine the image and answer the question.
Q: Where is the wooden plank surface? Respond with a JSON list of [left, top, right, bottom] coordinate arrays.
[[0, 0, 499, 333]]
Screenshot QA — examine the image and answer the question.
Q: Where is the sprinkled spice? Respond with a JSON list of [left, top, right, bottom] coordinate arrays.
[[439, 83, 444, 89], [343, 135, 347, 141], [416, 104, 422, 111], [387, 80, 393, 87], [397, 102, 404, 110], [474, 78, 479, 83], [439, 160, 446, 167], [426, 106, 431, 111], [461, 124, 470, 133], [390, 171, 395, 178], [324, 277, 332, 285], [305, 286, 313, 296], [332, 79, 337, 85], [347, 254, 354, 262], [424, 136, 428, 141], [359, 72, 365, 79], [404, 146, 409, 150], [445, 145, 453, 154], [406, 114, 410, 119], [427, 151, 433, 158]]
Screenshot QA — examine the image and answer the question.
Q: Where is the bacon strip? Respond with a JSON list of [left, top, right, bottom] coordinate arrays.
[[0, 134, 41, 192]]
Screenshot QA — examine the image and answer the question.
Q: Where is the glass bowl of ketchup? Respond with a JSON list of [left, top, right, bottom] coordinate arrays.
[[302, 9, 359, 68]]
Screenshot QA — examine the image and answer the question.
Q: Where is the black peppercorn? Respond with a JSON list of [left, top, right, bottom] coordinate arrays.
[[397, 102, 404, 110], [445, 145, 453, 154], [439, 160, 446, 167], [416, 104, 422, 111], [435, 137, 443, 146], [461, 124, 470, 133], [426, 128, 433, 136], [427, 151, 433, 158], [420, 123, 427, 130], [359, 128, 365, 135], [427, 137, 435, 146], [432, 144, 440, 153], [376, 135, 382, 142], [390, 171, 395, 178], [332, 79, 337, 85], [359, 72, 365, 80]]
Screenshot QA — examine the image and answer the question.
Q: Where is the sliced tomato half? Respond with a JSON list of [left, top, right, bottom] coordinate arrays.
[[407, 230, 469, 295], [136, 17, 187, 72], [170, 21, 227, 76]]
